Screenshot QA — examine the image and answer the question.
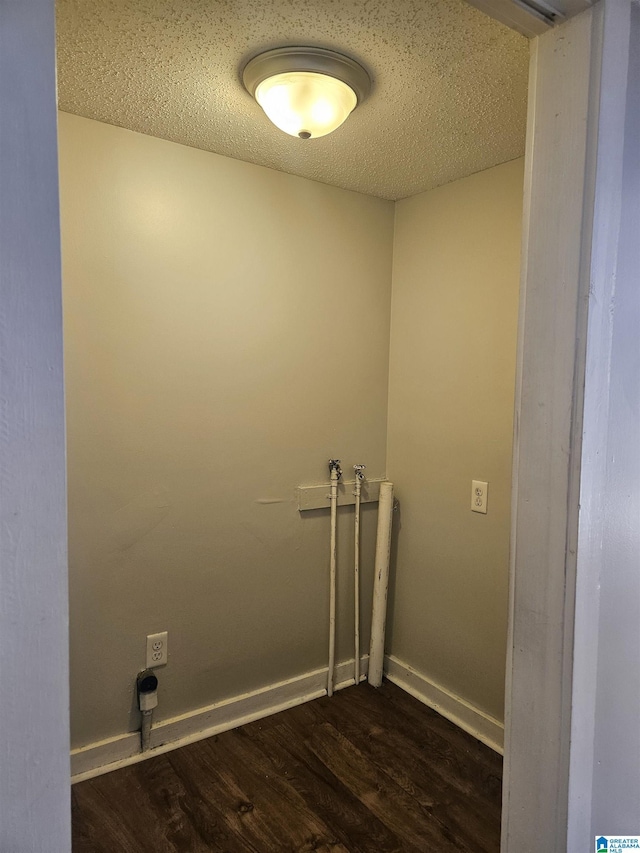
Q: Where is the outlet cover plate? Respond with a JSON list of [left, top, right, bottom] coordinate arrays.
[[146, 631, 168, 667], [471, 480, 488, 514]]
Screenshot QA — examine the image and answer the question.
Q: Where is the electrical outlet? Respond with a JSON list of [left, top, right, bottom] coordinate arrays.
[[471, 480, 488, 514], [146, 631, 168, 667]]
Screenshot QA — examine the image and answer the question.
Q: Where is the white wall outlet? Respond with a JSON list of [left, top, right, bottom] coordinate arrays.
[[146, 631, 168, 667], [471, 480, 488, 514]]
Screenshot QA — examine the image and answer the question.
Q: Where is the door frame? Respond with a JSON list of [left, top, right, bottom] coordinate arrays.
[[503, 1, 634, 849], [0, 1, 634, 850], [0, 1, 71, 851]]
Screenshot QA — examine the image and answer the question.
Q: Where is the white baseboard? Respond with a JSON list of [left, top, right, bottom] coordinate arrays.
[[384, 654, 504, 754], [71, 655, 369, 783], [71, 653, 502, 782]]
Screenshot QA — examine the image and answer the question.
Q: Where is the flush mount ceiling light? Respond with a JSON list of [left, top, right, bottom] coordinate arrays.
[[242, 47, 371, 140]]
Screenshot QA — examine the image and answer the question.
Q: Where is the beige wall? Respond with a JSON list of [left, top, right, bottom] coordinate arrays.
[[59, 112, 522, 747], [386, 159, 523, 721], [58, 113, 394, 748]]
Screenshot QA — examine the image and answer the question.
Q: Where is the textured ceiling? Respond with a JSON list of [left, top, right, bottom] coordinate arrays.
[[56, 0, 529, 200]]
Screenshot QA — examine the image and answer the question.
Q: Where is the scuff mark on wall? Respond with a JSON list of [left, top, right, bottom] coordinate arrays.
[[108, 485, 171, 551]]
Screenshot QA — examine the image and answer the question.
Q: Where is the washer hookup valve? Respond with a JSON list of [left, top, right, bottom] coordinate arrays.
[[328, 459, 342, 478]]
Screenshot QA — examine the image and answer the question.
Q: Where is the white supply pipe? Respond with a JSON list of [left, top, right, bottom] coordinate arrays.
[[368, 481, 394, 688], [353, 465, 366, 684], [327, 459, 342, 697]]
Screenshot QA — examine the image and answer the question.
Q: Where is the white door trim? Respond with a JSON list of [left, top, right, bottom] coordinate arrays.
[[503, 1, 634, 848], [0, 1, 70, 850]]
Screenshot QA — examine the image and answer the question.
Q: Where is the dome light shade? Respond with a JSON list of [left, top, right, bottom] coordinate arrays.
[[255, 72, 357, 139], [243, 47, 370, 140]]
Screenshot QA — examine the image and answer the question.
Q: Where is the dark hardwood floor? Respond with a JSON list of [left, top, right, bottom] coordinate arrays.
[[72, 680, 502, 852]]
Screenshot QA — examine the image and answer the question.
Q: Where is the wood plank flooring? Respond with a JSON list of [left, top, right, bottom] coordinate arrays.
[[72, 680, 502, 852]]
